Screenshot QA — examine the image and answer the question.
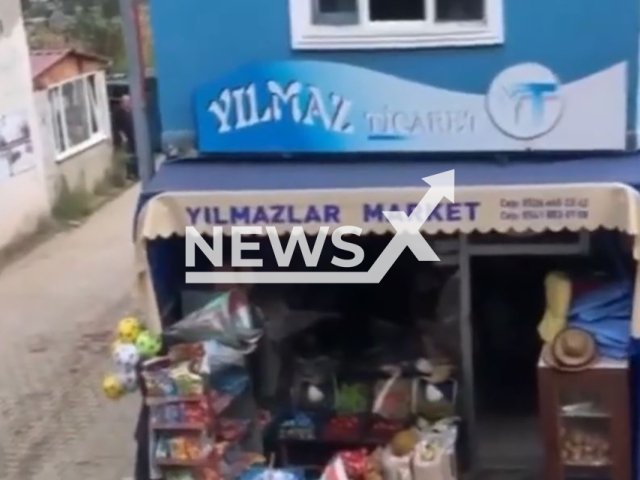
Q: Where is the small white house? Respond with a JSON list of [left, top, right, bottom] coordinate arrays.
[[30, 48, 113, 200]]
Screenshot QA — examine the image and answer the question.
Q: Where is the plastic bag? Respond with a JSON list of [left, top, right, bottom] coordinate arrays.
[[571, 298, 632, 323], [203, 339, 246, 373], [373, 370, 413, 420], [412, 436, 457, 480], [569, 281, 631, 316], [165, 290, 263, 350], [413, 420, 458, 480], [381, 446, 412, 480]]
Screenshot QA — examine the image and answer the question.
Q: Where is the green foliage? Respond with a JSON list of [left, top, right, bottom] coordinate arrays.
[[25, 0, 128, 70], [52, 177, 94, 221], [93, 151, 129, 196], [65, 8, 125, 63], [102, 0, 120, 18]]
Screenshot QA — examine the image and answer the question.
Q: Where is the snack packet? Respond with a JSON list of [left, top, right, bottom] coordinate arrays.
[[184, 402, 208, 424], [171, 363, 204, 396], [143, 369, 177, 397], [154, 436, 170, 459], [169, 437, 190, 460]]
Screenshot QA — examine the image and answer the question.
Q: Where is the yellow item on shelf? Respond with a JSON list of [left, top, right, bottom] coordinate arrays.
[[538, 272, 572, 343]]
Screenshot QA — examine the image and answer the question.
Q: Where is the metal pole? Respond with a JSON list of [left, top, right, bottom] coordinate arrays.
[[459, 234, 477, 475], [118, 0, 154, 184]]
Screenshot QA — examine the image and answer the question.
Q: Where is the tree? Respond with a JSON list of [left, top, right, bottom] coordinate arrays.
[[102, 0, 120, 18], [65, 9, 125, 64]]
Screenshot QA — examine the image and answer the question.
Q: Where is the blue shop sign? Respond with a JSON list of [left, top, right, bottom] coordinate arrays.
[[193, 60, 626, 153]]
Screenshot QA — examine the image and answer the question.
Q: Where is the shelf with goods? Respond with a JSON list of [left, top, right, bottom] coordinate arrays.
[[142, 340, 266, 480]]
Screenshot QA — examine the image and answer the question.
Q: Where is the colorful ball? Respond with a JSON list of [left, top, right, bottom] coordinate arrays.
[[102, 374, 124, 400], [113, 343, 140, 371], [135, 331, 162, 358], [118, 317, 142, 343], [122, 371, 139, 393], [111, 340, 125, 354]]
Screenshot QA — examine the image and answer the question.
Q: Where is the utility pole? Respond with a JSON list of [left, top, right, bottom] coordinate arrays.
[[117, 0, 154, 184]]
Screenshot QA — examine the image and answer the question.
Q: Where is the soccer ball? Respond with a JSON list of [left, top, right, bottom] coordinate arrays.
[[118, 317, 142, 343], [102, 374, 124, 400], [111, 340, 124, 354], [113, 343, 140, 371], [136, 331, 162, 359], [122, 371, 139, 393]]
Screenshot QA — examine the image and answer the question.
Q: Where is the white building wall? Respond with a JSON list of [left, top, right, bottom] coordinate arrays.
[[35, 70, 114, 199], [0, 0, 50, 250]]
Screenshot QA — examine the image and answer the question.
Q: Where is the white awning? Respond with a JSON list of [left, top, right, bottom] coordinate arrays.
[[137, 182, 640, 245], [134, 156, 640, 337]]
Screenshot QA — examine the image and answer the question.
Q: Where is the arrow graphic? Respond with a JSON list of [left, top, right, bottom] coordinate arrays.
[[186, 170, 455, 284]]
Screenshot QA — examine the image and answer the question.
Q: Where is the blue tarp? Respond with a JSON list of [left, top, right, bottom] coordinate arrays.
[[138, 153, 640, 213]]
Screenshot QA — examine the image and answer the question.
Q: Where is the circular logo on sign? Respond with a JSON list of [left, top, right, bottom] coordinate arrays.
[[486, 63, 563, 140]]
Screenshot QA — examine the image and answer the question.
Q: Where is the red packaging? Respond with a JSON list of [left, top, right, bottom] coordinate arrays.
[[324, 415, 361, 441], [369, 419, 405, 443], [339, 449, 369, 479], [184, 402, 207, 425]]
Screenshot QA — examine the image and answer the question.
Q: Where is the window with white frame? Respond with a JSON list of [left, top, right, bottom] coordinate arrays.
[[290, 0, 503, 49], [47, 72, 107, 160]]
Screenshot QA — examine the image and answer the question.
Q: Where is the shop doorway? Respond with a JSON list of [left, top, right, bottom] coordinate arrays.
[[472, 256, 547, 474], [469, 232, 632, 478]]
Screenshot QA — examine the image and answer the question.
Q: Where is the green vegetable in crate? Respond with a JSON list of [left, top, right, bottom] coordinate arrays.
[[336, 383, 368, 414]]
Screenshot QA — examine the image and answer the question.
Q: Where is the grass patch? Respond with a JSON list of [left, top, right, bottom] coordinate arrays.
[[93, 151, 130, 196], [52, 178, 94, 222]]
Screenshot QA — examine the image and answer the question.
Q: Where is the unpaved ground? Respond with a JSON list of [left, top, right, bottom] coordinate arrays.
[[0, 187, 141, 480]]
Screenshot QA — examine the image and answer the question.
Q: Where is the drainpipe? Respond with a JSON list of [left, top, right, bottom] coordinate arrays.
[[118, 0, 153, 184]]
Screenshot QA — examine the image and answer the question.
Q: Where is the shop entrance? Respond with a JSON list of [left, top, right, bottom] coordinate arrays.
[[468, 232, 632, 478], [472, 256, 547, 475]]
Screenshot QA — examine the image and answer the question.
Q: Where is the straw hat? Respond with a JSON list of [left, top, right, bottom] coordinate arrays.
[[542, 327, 598, 371]]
